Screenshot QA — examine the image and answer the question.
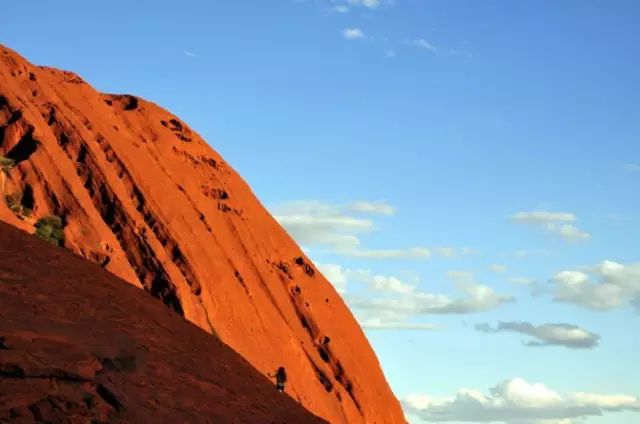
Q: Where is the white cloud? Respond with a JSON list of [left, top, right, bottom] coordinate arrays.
[[332, 5, 349, 13], [272, 200, 470, 260], [404, 377, 640, 423], [475, 321, 600, 349], [510, 211, 576, 224], [490, 264, 509, 274], [350, 269, 416, 294], [623, 163, 640, 173], [360, 318, 438, 330], [183, 50, 197, 58], [352, 271, 514, 315], [386, 49, 396, 58], [405, 38, 437, 52], [510, 210, 590, 243], [544, 223, 591, 242], [551, 260, 640, 311], [343, 27, 365, 39]]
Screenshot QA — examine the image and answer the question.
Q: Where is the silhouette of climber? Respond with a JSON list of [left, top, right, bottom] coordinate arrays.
[[268, 366, 287, 393]]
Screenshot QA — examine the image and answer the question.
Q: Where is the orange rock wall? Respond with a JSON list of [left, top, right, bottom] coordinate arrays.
[[0, 45, 405, 423]]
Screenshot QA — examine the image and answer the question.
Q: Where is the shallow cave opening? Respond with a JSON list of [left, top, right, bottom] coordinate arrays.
[[7, 110, 22, 125], [123, 95, 139, 111], [6, 127, 38, 164], [20, 184, 34, 210]]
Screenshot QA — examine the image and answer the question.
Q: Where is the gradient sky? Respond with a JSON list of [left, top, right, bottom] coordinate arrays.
[[3, 1, 639, 423]]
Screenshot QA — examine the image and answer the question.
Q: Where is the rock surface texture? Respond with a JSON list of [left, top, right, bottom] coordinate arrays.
[[0, 45, 405, 423], [0, 221, 328, 423]]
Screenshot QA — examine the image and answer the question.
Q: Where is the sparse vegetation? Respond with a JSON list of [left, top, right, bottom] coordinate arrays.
[[4, 192, 33, 218], [35, 215, 65, 246], [0, 156, 15, 172]]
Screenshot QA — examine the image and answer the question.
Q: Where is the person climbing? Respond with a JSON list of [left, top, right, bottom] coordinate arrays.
[[268, 366, 287, 393]]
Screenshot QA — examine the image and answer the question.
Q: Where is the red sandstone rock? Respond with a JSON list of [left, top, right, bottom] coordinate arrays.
[[0, 45, 405, 423], [0, 221, 327, 423]]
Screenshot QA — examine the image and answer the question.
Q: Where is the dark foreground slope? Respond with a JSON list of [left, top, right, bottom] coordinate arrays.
[[0, 222, 327, 424]]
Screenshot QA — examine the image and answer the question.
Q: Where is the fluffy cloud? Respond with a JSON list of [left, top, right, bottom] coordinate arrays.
[[475, 322, 600, 349], [544, 223, 590, 242], [551, 260, 640, 311], [332, 5, 349, 13], [272, 200, 469, 260], [350, 269, 415, 294], [343, 27, 365, 39], [509, 210, 590, 243], [404, 38, 437, 52], [317, 265, 416, 295], [404, 377, 640, 423], [352, 271, 514, 315]]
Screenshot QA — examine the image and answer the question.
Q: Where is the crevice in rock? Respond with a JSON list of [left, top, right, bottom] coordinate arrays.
[[96, 384, 123, 411], [6, 126, 38, 164]]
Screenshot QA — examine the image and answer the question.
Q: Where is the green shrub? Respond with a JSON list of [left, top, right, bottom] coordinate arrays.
[[35, 215, 65, 246], [0, 156, 15, 172], [4, 192, 32, 218]]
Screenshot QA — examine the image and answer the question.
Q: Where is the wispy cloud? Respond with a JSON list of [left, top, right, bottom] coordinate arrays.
[[510, 210, 590, 243], [404, 377, 640, 423], [332, 5, 349, 13], [348, 201, 395, 215], [551, 260, 640, 311], [509, 249, 549, 259], [508, 276, 536, 285], [490, 264, 508, 274], [183, 50, 198, 58], [623, 163, 640, 173], [347, 0, 380, 8], [475, 321, 600, 349], [510, 211, 577, 224], [343, 27, 365, 40], [272, 200, 471, 260], [404, 38, 437, 53], [360, 318, 439, 331], [448, 48, 473, 58]]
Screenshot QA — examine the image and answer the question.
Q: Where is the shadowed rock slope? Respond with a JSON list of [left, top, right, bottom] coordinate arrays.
[[0, 45, 405, 423], [0, 221, 327, 423]]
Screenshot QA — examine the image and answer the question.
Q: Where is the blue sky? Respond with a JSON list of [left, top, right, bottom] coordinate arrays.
[[3, 1, 640, 423]]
